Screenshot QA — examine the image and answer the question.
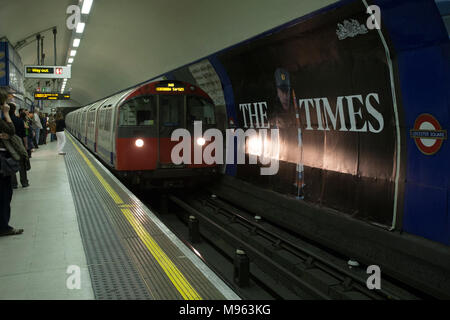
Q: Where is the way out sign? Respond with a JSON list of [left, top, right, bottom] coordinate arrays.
[[410, 114, 447, 155], [24, 65, 71, 79]]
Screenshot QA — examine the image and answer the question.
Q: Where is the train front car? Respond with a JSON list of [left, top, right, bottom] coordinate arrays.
[[115, 80, 219, 188]]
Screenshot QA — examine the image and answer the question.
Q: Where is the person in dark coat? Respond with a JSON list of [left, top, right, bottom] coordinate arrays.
[[20, 110, 33, 158], [39, 112, 47, 145], [9, 103, 29, 188], [0, 88, 23, 236]]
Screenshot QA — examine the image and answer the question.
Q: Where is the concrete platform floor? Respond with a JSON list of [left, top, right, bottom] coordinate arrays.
[[0, 137, 94, 299]]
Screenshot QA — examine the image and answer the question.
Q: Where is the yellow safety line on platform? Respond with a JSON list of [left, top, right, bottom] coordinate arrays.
[[67, 134, 202, 300], [121, 208, 201, 300], [68, 135, 124, 205]]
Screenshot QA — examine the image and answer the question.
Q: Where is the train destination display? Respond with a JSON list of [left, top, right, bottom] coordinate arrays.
[[34, 92, 71, 100]]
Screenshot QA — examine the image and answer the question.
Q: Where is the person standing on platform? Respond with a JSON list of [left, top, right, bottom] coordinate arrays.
[[27, 111, 37, 150], [49, 114, 57, 142], [32, 108, 42, 149], [55, 112, 66, 155], [8, 103, 29, 188], [0, 88, 23, 236], [39, 112, 47, 145], [21, 111, 33, 158]]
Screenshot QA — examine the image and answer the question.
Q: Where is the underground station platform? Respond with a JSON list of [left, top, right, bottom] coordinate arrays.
[[0, 133, 239, 300]]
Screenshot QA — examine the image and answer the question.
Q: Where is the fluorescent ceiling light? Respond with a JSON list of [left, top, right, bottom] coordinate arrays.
[[68, 58, 74, 63], [67, 64, 72, 67], [73, 38, 81, 47], [70, 50, 77, 57], [81, 0, 93, 14], [76, 22, 85, 34]]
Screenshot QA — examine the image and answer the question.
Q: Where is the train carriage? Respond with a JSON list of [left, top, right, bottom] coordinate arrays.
[[67, 80, 219, 188]]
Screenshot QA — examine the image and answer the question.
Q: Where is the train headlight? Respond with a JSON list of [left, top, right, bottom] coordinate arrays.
[[135, 139, 144, 147], [197, 137, 206, 146]]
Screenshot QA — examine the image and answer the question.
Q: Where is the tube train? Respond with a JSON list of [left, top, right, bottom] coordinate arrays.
[[66, 80, 219, 188]]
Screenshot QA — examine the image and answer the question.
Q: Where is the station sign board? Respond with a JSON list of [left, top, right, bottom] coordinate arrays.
[[25, 65, 71, 79], [34, 92, 71, 100]]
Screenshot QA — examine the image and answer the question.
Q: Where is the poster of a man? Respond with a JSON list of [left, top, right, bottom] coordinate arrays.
[[272, 68, 304, 199], [216, 0, 405, 225]]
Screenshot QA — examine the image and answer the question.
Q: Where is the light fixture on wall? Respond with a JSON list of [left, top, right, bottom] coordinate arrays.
[[81, 0, 94, 14], [62, 0, 94, 93], [76, 22, 85, 34]]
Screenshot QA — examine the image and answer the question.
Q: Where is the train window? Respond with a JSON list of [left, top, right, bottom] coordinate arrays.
[[99, 110, 106, 130], [119, 96, 156, 126], [159, 95, 183, 127], [91, 112, 95, 128], [187, 96, 215, 126], [105, 109, 112, 131]]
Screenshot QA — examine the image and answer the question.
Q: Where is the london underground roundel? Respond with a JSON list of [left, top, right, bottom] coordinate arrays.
[[410, 114, 447, 155]]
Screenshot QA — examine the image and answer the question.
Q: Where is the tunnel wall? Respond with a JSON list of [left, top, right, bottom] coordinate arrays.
[[148, 0, 449, 245]]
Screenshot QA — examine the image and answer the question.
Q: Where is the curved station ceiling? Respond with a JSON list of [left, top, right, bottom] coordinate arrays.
[[0, 0, 336, 105]]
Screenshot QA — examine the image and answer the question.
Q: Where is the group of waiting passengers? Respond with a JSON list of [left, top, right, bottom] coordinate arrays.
[[0, 87, 66, 237]]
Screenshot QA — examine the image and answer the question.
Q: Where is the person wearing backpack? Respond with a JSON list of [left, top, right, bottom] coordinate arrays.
[[9, 103, 29, 188], [0, 88, 23, 236]]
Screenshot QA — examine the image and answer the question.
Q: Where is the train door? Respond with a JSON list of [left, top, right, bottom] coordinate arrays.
[[96, 103, 113, 164], [157, 95, 185, 167], [94, 100, 108, 154], [87, 108, 95, 150], [108, 89, 134, 167], [87, 102, 102, 151], [82, 109, 88, 145], [96, 106, 105, 155]]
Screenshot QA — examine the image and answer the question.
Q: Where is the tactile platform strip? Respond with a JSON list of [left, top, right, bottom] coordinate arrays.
[[64, 142, 153, 300], [63, 135, 231, 300]]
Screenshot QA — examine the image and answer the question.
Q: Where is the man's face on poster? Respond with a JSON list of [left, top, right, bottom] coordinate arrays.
[[277, 87, 290, 111]]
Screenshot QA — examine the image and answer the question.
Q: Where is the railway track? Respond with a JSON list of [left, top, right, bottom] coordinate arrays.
[[167, 192, 424, 300]]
